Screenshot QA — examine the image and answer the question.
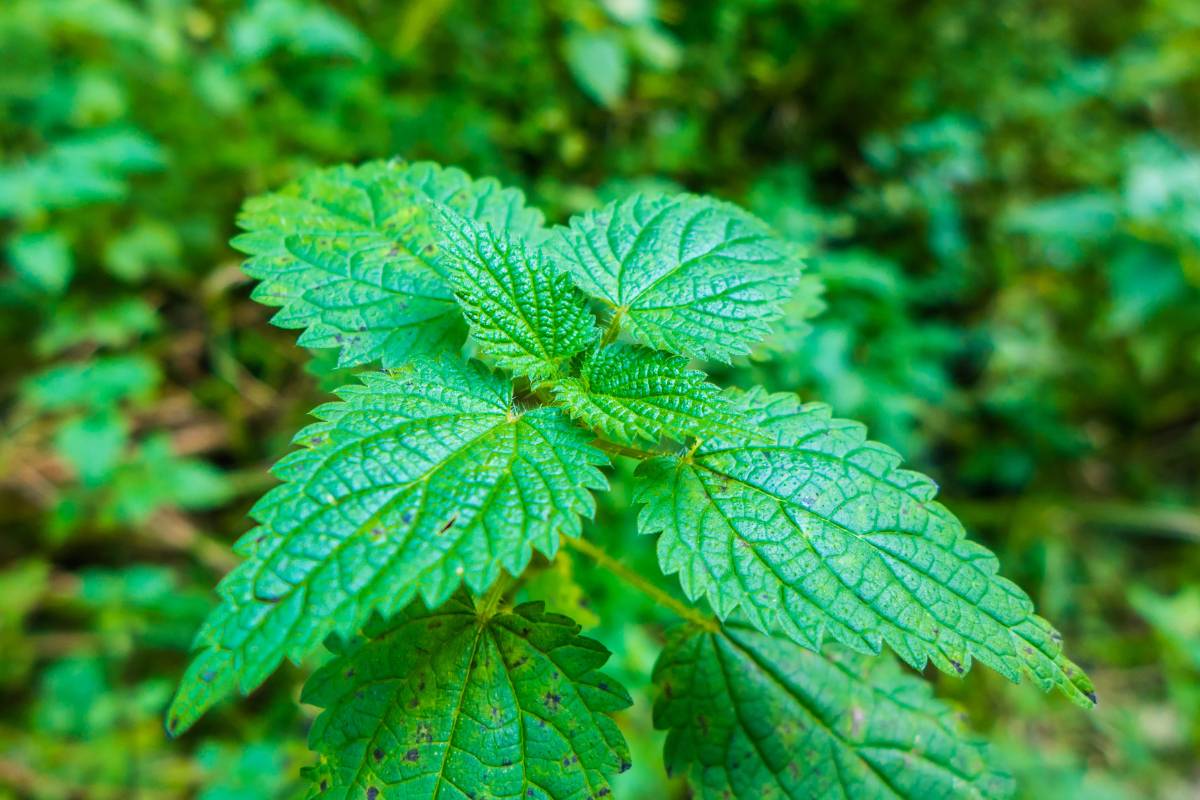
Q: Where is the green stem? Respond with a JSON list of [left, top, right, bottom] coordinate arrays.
[[477, 573, 514, 622], [599, 307, 626, 347], [564, 536, 718, 632], [592, 439, 657, 461]]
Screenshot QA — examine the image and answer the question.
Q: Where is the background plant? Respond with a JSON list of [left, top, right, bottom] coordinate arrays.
[[1, 0, 1197, 798]]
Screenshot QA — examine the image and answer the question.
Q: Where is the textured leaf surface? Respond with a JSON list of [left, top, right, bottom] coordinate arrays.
[[552, 343, 741, 446], [653, 623, 1014, 799], [234, 160, 545, 367], [636, 388, 1094, 706], [303, 593, 631, 799], [550, 194, 800, 361], [167, 358, 607, 735], [429, 203, 597, 380]]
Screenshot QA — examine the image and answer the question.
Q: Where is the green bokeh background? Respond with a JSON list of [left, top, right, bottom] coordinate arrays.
[[1, 1, 1197, 797]]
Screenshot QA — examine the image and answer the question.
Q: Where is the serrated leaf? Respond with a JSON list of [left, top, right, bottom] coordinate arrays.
[[234, 160, 545, 367], [303, 592, 631, 799], [428, 202, 598, 380], [550, 194, 801, 362], [635, 388, 1094, 707], [653, 623, 1014, 799], [552, 343, 742, 446], [167, 357, 607, 735]]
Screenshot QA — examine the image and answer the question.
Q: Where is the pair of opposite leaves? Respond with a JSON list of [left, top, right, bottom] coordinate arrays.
[[170, 160, 1091, 799]]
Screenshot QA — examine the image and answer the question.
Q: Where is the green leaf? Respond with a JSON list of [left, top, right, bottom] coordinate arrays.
[[550, 194, 801, 362], [564, 29, 629, 109], [635, 387, 1095, 706], [54, 409, 128, 488], [7, 230, 74, 294], [234, 160, 545, 368], [167, 357, 607, 735], [303, 592, 631, 799], [428, 202, 598, 380], [552, 343, 741, 446], [0, 127, 164, 218], [22, 355, 159, 411], [653, 623, 1014, 799], [104, 435, 232, 525]]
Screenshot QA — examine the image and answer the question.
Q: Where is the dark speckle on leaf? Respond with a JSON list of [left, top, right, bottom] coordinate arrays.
[[405, 748, 420, 762], [366, 789, 378, 800], [373, 748, 383, 762]]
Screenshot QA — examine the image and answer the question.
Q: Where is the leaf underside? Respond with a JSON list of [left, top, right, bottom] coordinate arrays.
[[429, 202, 598, 380], [549, 193, 801, 362], [167, 357, 607, 735], [552, 343, 742, 446], [234, 160, 545, 368], [304, 592, 632, 800], [636, 387, 1095, 707], [654, 623, 1014, 799]]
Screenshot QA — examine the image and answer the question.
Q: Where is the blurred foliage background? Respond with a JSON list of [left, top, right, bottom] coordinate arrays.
[[1, 0, 1198, 797]]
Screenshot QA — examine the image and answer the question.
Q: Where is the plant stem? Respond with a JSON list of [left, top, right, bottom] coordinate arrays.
[[563, 536, 718, 631], [592, 439, 657, 461], [477, 573, 513, 622], [599, 307, 626, 347]]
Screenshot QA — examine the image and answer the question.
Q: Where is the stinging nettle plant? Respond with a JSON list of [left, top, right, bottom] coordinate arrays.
[[169, 159, 1094, 799]]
